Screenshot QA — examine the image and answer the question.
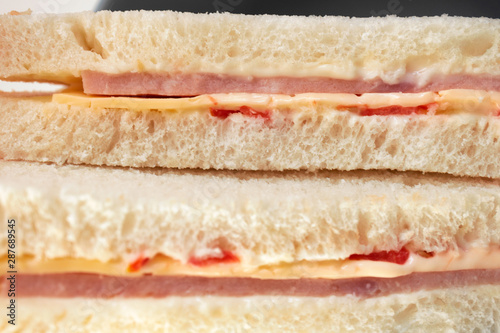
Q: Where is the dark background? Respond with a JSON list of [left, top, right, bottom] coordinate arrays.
[[98, 0, 500, 18]]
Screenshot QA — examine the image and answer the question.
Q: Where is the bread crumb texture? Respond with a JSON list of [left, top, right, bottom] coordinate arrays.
[[0, 96, 499, 177], [0, 160, 499, 265], [0, 12, 499, 82], [1, 285, 499, 332]]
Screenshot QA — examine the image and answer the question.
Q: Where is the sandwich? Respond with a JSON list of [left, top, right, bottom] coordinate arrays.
[[0, 11, 499, 177], [0, 10, 499, 332], [0, 161, 499, 331]]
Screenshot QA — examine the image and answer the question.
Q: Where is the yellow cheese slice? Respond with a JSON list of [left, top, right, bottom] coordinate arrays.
[[11, 247, 500, 279], [52, 90, 500, 115]]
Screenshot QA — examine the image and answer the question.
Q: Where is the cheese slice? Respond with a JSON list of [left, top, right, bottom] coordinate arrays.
[[11, 247, 500, 279], [52, 90, 500, 115]]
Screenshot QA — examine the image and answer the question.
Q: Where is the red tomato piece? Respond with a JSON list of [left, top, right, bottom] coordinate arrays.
[[127, 255, 150, 272], [348, 247, 410, 265], [210, 106, 270, 119], [188, 250, 239, 267]]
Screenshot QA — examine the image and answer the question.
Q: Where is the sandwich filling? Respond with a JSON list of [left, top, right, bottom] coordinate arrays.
[[9, 269, 500, 298], [11, 246, 500, 278], [81, 71, 500, 97], [53, 89, 500, 116], [5, 247, 500, 298]]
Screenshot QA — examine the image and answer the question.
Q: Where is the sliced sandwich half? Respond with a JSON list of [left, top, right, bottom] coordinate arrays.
[[0, 161, 499, 332], [0, 11, 499, 177]]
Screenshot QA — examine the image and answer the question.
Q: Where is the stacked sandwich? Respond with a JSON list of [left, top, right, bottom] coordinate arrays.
[[0, 10, 499, 332]]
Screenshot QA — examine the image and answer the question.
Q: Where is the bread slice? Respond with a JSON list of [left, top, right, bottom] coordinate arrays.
[[0, 11, 498, 86], [3, 284, 499, 332], [1, 95, 499, 177], [1, 160, 499, 266]]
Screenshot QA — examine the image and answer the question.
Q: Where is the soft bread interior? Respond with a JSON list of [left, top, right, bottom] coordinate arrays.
[[0, 95, 499, 177], [1, 160, 499, 266], [3, 284, 500, 333], [0, 12, 499, 84]]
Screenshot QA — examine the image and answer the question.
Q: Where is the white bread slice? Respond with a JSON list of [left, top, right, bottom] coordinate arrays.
[[1, 95, 499, 177], [1, 160, 499, 266], [0, 11, 498, 85], [3, 284, 500, 332]]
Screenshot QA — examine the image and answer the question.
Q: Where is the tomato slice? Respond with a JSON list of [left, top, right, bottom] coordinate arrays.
[[188, 250, 239, 267], [338, 103, 439, 116], [210, 103, 439, 119], [348, 247, 410, 265], [210, 106, 270, 119], [127, 255, 150, 272]]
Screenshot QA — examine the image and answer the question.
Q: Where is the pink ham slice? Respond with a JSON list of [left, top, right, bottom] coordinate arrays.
[[82, 71, 500, 97], [7, 269, 500, 299]]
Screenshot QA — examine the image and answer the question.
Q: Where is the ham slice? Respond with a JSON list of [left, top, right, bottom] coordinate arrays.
[[82, 71, 500, 97], [7, 269, 500, 299]]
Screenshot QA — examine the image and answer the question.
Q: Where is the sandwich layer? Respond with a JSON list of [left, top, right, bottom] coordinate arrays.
[[0, 11, 499, 89], [53, 89, 500, 115], [7, 269, 500, 298], [2, 285, 499, 332], [12, 247, 500, 279], [82, 71, 500, 96], [1, 161, 499, 267], [1, 95, 499, 177]]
